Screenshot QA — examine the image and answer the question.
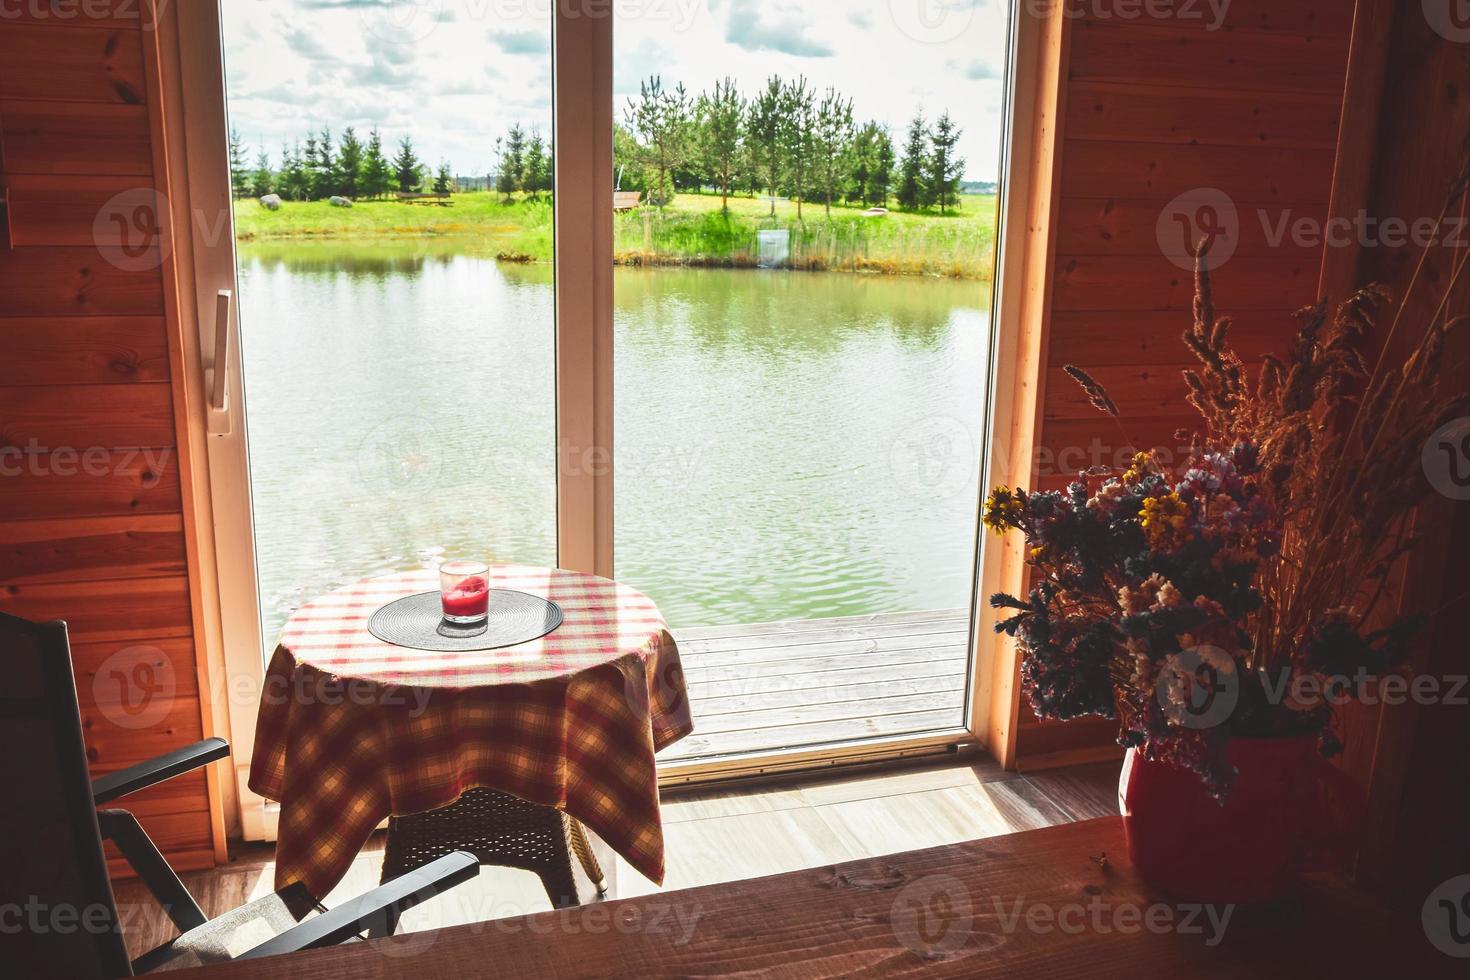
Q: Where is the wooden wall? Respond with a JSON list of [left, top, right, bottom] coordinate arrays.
[[0, 5, 215, 871], [1016, 1, 1357, 763], [1334, 2, 1470, 906]]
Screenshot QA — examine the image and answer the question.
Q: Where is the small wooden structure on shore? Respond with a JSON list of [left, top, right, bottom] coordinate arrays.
[[613, 190, 642, 212]]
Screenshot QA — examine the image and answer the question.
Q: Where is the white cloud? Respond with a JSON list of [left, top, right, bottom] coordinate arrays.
[[223, 0, 1008, 179]]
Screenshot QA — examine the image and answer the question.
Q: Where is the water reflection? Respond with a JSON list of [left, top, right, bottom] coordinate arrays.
[[236, 244, 990, 636]]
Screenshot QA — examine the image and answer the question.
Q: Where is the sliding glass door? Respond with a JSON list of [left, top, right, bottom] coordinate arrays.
[[613, 3, 1011, 762]]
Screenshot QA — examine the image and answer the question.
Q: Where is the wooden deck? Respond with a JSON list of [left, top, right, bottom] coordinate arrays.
[[664, 609, 972, 762]]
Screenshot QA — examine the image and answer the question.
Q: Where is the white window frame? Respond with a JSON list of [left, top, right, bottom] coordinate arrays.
[[156, 1, 1046, 838]]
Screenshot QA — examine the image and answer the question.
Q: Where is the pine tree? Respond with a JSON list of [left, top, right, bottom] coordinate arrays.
[[522, 129, 547, 200], [310, 127, 337, 199], [747, 77, 787, 216], [250, 149, 273, 198], [228, 129, 249, 199], [393, 136, 422, 193], [780, 76, 814, 220], [433, 161, 453, 195], [362, 128, 393, 200], [927, 111, 964, 215], [846, 122, 880, 205], [896, 115, 929, 211], [812, 87, 854, 217], [873, 128, 895, 207], [501, 125, 526, 199], [623, 76, 692, 207], [280, 142, 309, 201], [696, 77, 744, 212], [612, 125, 648, 195], [336, 126, 365, 200]]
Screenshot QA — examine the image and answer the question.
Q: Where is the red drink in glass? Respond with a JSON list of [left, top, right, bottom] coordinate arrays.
[[439, 560, 490, 625]]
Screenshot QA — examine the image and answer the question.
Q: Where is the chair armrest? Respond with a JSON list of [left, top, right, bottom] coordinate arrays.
[[92, 737, 230, 806], [236, 851, 481, 961]]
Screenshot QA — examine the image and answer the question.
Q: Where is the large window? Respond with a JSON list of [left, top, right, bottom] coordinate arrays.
[[164, 0, 1018, 835], [218, 0, 558, 645]]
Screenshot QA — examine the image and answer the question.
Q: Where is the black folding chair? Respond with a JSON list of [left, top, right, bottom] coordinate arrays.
[[0, 610, 480, 977]]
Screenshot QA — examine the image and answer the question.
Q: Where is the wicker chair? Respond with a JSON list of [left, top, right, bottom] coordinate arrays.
[[379, 787, 606, 929]]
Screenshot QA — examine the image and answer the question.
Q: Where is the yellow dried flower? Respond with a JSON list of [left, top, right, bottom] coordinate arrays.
[[983, 487, 1024, 535], [1123, 451, 1155, 483], [1140, 492, 1192, 551]]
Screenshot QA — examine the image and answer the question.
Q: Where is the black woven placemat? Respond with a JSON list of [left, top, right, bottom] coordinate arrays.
[[367, 590, 564, 652]]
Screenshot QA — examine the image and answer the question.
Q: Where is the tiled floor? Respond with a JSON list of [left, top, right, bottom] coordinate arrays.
[[111, 756, 1120, 960]]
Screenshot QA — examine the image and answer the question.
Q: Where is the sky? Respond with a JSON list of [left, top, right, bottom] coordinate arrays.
[[222, 0, 1009, 181]]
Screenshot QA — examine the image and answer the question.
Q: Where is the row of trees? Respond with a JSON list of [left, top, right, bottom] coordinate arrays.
[[618, 75, 966, 216], [229, 128, 454, 201], [230, 75, 969, 216]]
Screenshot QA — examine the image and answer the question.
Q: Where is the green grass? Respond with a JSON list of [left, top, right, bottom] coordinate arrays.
[[233, 190, 998, 279]]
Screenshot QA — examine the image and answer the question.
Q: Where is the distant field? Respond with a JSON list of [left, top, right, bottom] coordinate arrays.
[[233, 190, 998, 279]]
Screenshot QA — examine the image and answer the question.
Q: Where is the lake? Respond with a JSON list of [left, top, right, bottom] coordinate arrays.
[[236, 242, 992, 641]]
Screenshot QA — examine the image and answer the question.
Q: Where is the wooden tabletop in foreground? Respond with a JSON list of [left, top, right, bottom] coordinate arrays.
[[173, 817, 1452, 978]]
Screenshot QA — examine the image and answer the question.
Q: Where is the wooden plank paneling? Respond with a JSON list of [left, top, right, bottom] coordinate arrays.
[[72, 635, 201, 703], [0, 447, 180, 519], [106, 811, 216, 877], [0, 383, 176, 447], [3, 174, 159, 248], [0, 11, 214, 874], [0, 100, 152, 175], [2, 1, 150, 29], [1046, 363, 1192, 421], [0, 315, 170, 383], [1045, 310, 1296, 367], [1187, 0, 1353, 36], [0, 245, 164, 315], [0, 24, 146, 104], [1061, 142, 1337, 205], [1051, 253, 1318, 312], [0, 513, 187, 584], [1069, 20, 1349, 93], [1063, 0, 1354, 38], [1044, 361, 1263, 422], [1056, 197, 1328, 259], [1066, 81, 1341, 149], [0, 576, 193, 645], [79, 691, 205, 768], [1036, 416, 1201, 487]]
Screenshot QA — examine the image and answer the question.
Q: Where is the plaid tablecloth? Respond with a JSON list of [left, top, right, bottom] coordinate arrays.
[[248, 565, 692, 900]]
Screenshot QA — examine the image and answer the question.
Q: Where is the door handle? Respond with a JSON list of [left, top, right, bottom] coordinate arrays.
[[206, 288, 233, 435]]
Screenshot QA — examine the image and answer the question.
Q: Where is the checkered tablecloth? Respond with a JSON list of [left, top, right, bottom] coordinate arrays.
[[248, 565, 692, 900]]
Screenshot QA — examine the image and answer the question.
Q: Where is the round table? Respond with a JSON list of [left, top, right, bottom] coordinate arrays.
[[248, 565, 693, 903]]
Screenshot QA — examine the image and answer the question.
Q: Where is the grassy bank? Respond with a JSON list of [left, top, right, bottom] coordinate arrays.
[[233, 190, 997, 279]]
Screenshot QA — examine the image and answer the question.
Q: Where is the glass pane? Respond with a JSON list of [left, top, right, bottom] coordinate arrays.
[[220, 2, 556, 646], [613, 1, 1011, 760]]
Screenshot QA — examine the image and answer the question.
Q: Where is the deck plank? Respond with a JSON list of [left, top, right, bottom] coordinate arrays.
[[664, 609, 973, 762], [692, 672, 966, 716], [677, 618, 969, 659], [689, 690, 966, 737], [671, 608, 968, 641], [680, 644, 968, 683]]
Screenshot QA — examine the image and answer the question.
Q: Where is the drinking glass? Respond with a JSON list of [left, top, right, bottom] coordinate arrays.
[[439, 559, 490, 625]]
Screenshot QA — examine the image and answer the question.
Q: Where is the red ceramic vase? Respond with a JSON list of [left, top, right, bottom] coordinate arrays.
[[1118, 735, 1323, 905]]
